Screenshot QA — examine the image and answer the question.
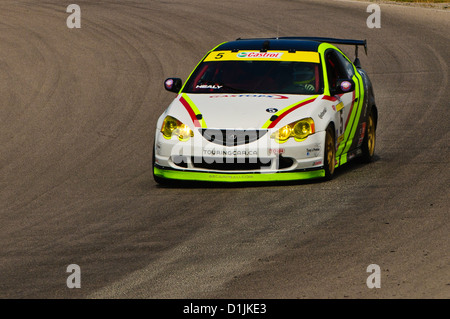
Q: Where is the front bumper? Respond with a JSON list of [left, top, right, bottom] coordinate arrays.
[[153, 130, 326, 182], [154, 166, 325, 182]]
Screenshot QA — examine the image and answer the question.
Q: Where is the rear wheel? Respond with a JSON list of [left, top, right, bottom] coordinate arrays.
[[324, 126, 336, 180], [361, 109, 376, 163]]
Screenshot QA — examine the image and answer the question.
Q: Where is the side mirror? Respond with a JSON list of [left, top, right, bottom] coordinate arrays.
[[164, 78, 182, 93], [332, 79, 355, 95]]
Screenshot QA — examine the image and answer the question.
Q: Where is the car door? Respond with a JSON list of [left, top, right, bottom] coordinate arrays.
[[324, 49, 357, 159]]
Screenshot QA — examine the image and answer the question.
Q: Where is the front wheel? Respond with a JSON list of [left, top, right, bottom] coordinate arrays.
[[324, 127, 336, 180]]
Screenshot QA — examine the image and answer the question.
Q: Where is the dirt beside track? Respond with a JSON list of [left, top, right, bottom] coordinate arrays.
[[0, 0, 448, 298]]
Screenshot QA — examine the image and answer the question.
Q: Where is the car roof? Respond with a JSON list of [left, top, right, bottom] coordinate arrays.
[[214, 38, 321, 52]]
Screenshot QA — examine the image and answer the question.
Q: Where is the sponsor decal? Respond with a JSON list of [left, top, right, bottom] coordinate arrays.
[[336, 102, 344, 112], [208, 174, 254, 180], [237, 51, 284, 59], [165, 78, 174, 90], [357, 122, 366, 147], [318, 108, 327, 119], [196, 84, 222, 89], [203, 149, 257, 156], [313, 160, 323, 166], [340, 81, 352, 92], [266, 108, 278, 113], [205, 50, 319, 63], [361, 122, 366, 138], [306, 146, 321, 157], [268, 148, 285, 155], [209, 94, 288, 99]]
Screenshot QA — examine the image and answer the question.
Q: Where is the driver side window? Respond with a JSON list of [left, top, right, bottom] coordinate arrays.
[[325, 50, 348, 94], [336, 51, 355, 78]]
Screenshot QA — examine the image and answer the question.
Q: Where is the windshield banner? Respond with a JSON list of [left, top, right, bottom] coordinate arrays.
[[204, 50, 320, 63]]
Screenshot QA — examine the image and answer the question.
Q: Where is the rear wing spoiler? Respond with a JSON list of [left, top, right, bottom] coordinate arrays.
[[276, 37, 367, 57]]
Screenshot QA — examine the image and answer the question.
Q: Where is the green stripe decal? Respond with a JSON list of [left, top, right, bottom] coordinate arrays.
[[154, 167, 325, 182], [343, 74, 364, 155]]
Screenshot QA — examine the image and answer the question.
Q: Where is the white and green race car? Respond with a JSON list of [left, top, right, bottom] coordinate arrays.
[[153, 37, 377, 184]]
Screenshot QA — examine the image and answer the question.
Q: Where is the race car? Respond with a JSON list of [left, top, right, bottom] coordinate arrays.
[[153, 37, 377, 184]]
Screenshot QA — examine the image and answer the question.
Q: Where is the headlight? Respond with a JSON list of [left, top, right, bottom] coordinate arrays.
[[161, 116, 194, 141], [270, 118, 315, 143]]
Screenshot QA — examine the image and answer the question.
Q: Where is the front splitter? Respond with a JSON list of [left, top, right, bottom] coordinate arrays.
[[154, 166, 325, 183]]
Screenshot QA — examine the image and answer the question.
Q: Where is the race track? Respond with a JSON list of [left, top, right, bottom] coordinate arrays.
[[0, 0, 448, 298]]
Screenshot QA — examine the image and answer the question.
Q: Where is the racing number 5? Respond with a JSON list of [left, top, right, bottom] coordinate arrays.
[[215, 52, 224, 59]]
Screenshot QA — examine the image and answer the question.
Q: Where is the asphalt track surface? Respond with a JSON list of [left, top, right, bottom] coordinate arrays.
[[0, 0, 448, 299]]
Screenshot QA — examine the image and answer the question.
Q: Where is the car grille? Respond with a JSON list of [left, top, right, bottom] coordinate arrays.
[[199, 129, 268, 146], [190, 156, 294, 171]]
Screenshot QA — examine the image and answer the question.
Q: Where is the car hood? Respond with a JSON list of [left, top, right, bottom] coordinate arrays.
[[166, 93, 321, 130]]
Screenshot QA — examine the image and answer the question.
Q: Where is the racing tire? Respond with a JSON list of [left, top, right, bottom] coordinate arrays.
[[361, 108, 376, 163], [324, 126, 336, 180]]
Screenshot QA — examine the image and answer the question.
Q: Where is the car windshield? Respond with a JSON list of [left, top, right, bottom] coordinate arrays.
[[183, 60, 323, 95]]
